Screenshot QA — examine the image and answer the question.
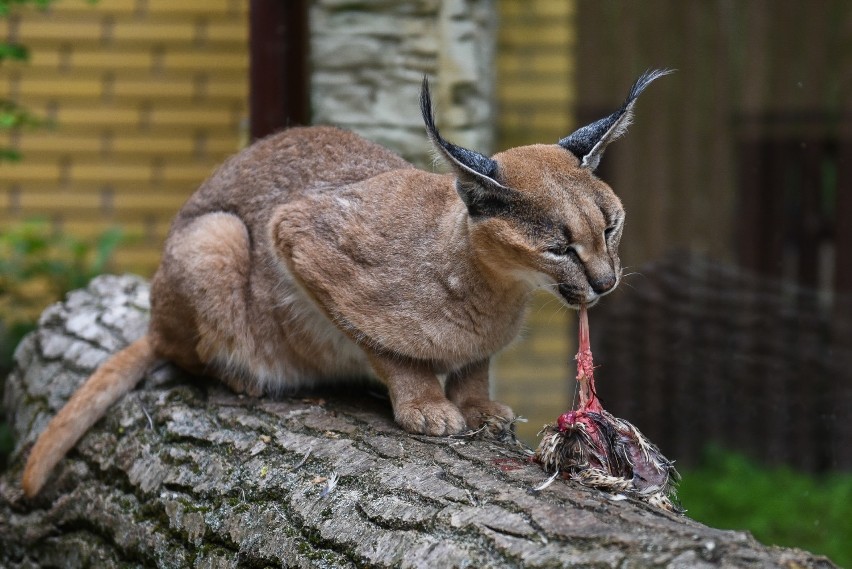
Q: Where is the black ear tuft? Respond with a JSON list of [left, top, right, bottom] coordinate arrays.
[[558, 68, 673, 171], [420, 77, 501, 183], [420, 77, 512, 216]]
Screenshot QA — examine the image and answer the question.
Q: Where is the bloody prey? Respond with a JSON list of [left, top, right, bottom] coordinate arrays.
[[534, 304, 681, 512]]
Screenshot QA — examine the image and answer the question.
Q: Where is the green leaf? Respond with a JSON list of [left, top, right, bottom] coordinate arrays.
[[0, 43, 28, 61], [0, 147, 21, 162], [90, 228, 123, 274], [0, 98, 46, 130], [0, 0, 60, 18]]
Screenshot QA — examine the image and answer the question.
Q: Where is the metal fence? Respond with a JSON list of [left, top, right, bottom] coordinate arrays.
[[592, 252, 852, 472]]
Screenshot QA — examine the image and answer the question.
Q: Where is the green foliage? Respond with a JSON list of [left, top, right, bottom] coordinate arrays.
[[0, 99, 46, 129], [0, 0, 95, 16], [0, 0, 58, 162], [0, 42, 28, 62], [0, 0, 103, 470], [0, 219, 122, 369], [1, 0, 98, 162], [0, 219, 121, 467], [0, 0, 55, 17], [679, 446, 852, 567], [0, 147, 22, 161]]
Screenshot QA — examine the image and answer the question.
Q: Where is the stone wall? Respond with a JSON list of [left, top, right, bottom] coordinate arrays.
[[310, 0, 497, 166]]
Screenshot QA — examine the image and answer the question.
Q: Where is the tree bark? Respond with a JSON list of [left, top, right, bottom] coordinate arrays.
[[0, 275, 837, 568]]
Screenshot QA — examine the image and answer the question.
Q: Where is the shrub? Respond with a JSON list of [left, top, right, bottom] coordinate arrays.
[[0, 219, 122, 369], [0, 220, 121, 467], [679, 445, 852, 567]]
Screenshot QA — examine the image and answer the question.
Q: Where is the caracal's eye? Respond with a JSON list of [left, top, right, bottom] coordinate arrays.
[[546, 244, 576, 257]]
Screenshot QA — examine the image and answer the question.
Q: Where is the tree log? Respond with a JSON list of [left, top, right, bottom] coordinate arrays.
[[0, 275, 837, 568]]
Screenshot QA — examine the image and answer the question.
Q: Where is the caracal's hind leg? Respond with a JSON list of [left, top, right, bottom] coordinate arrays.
[[149, 212, 263, 396]]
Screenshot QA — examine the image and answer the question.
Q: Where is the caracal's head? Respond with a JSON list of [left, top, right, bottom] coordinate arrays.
[[421, 70, 672, 308]]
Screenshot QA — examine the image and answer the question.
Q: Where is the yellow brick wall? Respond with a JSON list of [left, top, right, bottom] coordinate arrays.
[[495, 0, 575, 148], [1, 0, 248, 274], [493, 0, 577, 444]]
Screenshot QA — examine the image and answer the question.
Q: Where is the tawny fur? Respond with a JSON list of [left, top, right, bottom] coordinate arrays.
[[22, 336, 155, 496], [23, 72, 667, 497]]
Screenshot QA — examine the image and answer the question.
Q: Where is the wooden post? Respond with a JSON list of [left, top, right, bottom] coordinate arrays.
[[831, 139, 852, 469], [249, 0, 310, 140], [836, 141, 852, 296]]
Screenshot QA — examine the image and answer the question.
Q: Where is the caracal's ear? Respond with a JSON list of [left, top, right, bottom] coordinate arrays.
[[420, 77, 513, 216], [558, 69, 674, 172]]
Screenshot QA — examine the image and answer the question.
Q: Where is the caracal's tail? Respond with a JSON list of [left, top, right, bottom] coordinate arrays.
[[22, 335, 156, 497]]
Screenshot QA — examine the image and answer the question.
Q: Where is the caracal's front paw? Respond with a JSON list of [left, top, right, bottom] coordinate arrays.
[[395, 398, 467, 436], [459, 399, 515, 430]]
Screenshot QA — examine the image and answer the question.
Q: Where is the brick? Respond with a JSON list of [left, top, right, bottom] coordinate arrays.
[[498, 111, 574, 132], [6, 172, 233, 195], [161, 165, 217, 184], [111, 78, 246, 100], [498, 53, 574, 76], [6, 181, 204, 197], [58, 108, 140, 128], [2, 200, 182, 226], [15, 20, 102, 42], [12, 77, 102, 98], [109, 135, 195, 154], [161, 52, 248, 73], [498, 83, 571, 103], [17, 135, 102, 154], [50, 0, 135, 14], [149, 108, 236, 129], [110, 79, 196, 99], [87, 21, 246, 45], [110, 247, 163, 273], [61, 219, 153, 240], [14, 133, 238, 159], [113, 136, 239, 157], [111, 22, 197, 43], [65, 51, 153, 71], [17, 190, 102, 212], [24, 51, 66, 70], [70, 164, 153, 183], [52, 0, 244, 16], [500, 0, 574, 19], [112, 192, 190, 213], [3, 164, 62, 184], [499, 26, 571, 48], [206, 22, 249, 43], [145, 0, 245, 15], [201, 77, 248, 99]]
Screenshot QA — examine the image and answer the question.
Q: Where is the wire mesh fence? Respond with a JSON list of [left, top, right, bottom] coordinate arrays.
[[592, 251, 852, 472]]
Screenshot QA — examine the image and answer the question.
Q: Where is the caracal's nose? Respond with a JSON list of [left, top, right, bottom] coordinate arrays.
[[590, 274, 617, 294]]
